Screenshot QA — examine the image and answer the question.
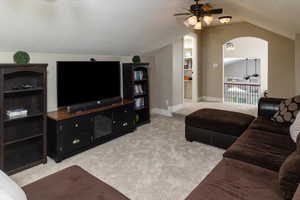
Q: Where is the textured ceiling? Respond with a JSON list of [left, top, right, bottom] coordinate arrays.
[[0, 0, 298, 55]]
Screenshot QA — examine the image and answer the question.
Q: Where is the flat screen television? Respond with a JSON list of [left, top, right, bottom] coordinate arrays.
[[57, 61, 121, 108]]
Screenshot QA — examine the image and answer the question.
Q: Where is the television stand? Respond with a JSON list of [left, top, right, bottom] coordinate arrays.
[[47, 99, 135, 162]]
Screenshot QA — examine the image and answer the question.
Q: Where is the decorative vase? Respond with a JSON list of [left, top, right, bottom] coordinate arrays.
[[13, 51, 30, 64], [132, 55, 141, 64]]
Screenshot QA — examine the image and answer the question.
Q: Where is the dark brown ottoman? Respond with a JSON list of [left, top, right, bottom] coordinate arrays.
[[23, 166, 129, 200], [185, 109, 255, 149]]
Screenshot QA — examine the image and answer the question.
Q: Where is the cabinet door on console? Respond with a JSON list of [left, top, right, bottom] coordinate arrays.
[[94, 111, 113, 141], [113, 105, 135, 133], [60, 116, 93, 154]]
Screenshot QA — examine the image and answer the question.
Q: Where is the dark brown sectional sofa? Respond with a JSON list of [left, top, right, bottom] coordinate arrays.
[[186, 98, 299, 200]]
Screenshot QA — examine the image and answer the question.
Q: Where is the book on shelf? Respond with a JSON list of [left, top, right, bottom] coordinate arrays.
[[134, 71, 144, 81], [184, 59, 192, 69], [6, 108, 28, 119], [134, 97, 145, 109], [134, 84, 144, 95]]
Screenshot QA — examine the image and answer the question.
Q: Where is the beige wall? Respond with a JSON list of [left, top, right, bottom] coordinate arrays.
[[198, 22, 295, 99], [142, 40, 185, 112], [296, 34, 300, 94], [142, 45, 173, 110], [172, 38, 184, 107]]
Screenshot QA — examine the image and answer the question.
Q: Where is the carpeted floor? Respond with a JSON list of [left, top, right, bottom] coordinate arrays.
[[11, 114, 224, 200]]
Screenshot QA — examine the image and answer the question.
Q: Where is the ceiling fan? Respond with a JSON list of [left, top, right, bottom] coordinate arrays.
[[174, 0, 232, 30]]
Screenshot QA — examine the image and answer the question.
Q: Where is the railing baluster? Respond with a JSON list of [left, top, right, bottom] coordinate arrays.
[[224, 82, 260, 105]]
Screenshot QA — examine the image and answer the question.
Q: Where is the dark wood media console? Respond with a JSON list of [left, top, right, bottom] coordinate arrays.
[[47, 99, 135, 162]]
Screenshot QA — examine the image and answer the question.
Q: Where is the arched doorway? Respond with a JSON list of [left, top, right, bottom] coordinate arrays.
[[223, 37, 268, 105]]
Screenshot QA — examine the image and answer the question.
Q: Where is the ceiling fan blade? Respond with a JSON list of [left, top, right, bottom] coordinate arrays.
[[206, 8, 223, 14], [202, 3, 213, 11], [174, 13, 191, 16]]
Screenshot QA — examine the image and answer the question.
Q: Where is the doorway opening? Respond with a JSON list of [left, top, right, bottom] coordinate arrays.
[[223, 37, 268, 105], [183, 34, 198, 103]]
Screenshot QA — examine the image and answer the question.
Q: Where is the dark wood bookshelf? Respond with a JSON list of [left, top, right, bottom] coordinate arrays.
[[123, 63, 150, 127], [0, 64, 48, 175]]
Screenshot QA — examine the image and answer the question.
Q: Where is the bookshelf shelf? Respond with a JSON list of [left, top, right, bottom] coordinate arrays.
[[134, 93, 147, 98], [134, 79, 147, 82], [4, 112, 44, 123], [4, 87, 44, 94], [4, 134, 43, 146]]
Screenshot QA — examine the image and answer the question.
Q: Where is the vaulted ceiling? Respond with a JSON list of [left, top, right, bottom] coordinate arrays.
[[0, 0, 299, 55], [209, 0, 300, 39]]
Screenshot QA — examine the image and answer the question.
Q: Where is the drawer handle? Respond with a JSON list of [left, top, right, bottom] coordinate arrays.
[[73, 139, 80, 144]]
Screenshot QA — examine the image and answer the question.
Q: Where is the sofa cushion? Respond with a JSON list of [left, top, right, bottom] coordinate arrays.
[[185, 109, 255, 137], [224, 129, 295, 171], [279, 150, 300, 200], [249, 117, 290, 135], [0, 170, 27, 200], [292, 185, 300, 200], [272, 95, 300, 124], [185, 158, 282, 200], [23, 166, 129, 200]]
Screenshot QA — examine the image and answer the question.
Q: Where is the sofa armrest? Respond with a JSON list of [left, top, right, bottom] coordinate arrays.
[[293, 184, 300, 200], [258, 97, 285, 120]]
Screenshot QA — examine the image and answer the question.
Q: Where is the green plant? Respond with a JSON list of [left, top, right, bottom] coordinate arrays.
[[13, 51, 30, 64], [132, 55, 141, 64]]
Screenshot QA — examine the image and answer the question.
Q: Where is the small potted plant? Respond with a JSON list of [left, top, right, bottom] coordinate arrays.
[[132, 55, 141, 64], [13, 51, 30, 64]]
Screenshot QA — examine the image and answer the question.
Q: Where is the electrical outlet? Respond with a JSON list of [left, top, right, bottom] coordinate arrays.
[[212, 64, 219, 68], [166, 100, 169, 106]]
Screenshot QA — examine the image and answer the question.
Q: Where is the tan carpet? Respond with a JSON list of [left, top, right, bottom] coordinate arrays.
[[11, 114, 224, 200]]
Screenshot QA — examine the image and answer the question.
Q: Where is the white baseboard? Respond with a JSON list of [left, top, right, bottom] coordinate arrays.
[[199, 96, 223, 102], [168, 104, 184, 113], [151, 108, 172, 117]]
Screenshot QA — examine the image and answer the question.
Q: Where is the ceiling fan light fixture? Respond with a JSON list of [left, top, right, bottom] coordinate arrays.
[[187, 16, 198, 26], [219, 16, 232, 24], [184, 19, 194, 28], [225, 42, 235, 51], [194, 21, 202, 30], [203, 15, 214, 25]]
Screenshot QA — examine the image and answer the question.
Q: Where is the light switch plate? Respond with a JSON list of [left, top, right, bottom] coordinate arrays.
[[212, 64, 219, 68]]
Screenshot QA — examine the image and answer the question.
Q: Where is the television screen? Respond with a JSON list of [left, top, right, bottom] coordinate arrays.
[[57, 61, 121, 108]]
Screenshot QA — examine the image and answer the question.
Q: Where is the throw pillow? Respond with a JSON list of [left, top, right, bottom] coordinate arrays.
[[290, 112, 300, 143], [272, 95, 300, 124], [0, 170, 27, 200]]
